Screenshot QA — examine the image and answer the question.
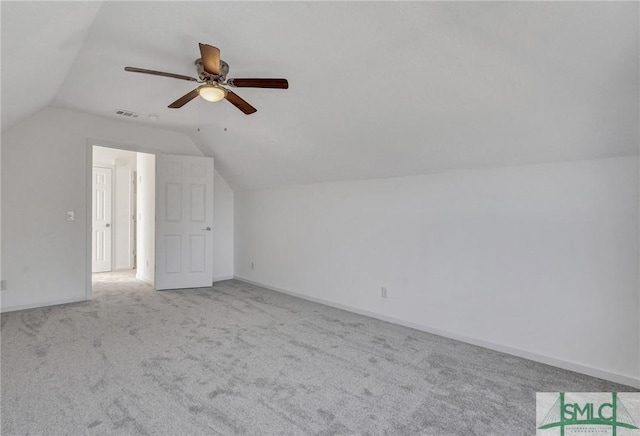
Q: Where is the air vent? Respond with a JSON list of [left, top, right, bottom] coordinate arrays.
[[114, 109, 139, 118]]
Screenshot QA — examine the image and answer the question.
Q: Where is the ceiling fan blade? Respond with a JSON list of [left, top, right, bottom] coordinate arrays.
[[124, 67, 198, 82], [199, 43, 220, 75], [228, 78, 289, 89], [225, 91, 257, 114], [168, 89, 200, 108]]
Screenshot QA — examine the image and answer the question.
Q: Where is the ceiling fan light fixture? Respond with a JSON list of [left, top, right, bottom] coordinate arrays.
[[125, 42, 288, 113], [198, 84, 227, 102]]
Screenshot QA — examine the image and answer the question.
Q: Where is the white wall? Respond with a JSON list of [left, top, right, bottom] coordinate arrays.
[[0, 138, 2, 289], [136, 153, 155, 285], [93, 146, 137, 270], [214, 171, 234, 281], [235, 156, 639, 387], [1, 106, 234, 311]]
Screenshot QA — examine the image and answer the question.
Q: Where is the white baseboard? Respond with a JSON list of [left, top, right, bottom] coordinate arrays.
[[135, 273, 154, 286], [213, 275, 234, 282], [1, 296, 87, 313], [234, 276, 640, 389]]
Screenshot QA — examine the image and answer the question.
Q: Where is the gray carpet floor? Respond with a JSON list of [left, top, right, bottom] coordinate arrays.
[[1, 271, 636, 435]]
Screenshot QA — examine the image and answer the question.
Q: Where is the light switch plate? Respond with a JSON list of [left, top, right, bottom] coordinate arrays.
[[66, 211, 75, 221]]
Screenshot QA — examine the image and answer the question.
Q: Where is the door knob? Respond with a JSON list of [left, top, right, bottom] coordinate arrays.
[[105, 223, 111, 228], [202, 226, 212, 231]]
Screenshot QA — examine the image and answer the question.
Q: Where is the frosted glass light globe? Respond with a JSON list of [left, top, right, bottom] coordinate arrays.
[[198, 85, 227, 102]]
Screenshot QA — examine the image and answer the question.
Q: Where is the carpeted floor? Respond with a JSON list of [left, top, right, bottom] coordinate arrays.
[[1, 271, 636, 435]]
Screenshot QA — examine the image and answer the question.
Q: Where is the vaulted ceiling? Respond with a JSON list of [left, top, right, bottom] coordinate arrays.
[[2, 2, 638, 189]]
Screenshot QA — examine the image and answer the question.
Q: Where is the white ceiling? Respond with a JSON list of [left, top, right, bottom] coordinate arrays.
[[2, 2, 638, 189], [1, 1, 102, 129]]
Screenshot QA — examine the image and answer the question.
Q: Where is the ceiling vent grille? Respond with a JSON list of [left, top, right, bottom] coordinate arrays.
[[114, 109, 139, 118]]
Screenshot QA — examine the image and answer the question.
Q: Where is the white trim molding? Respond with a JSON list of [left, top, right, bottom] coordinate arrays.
[[234, 276, 640, 389], [135, 272, 154, 287], [1, 296, 87, 313]]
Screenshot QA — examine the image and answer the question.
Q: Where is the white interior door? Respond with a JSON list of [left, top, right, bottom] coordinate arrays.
[[92, 166, 113, 273], [155, 154, 214, 290]]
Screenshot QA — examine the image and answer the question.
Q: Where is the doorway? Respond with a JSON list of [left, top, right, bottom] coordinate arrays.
[[91, 145, 155, 291], [88, 145, 215, 297]]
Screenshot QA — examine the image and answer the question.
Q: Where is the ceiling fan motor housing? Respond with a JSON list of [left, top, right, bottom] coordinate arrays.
[[195, 58, 229, 83]]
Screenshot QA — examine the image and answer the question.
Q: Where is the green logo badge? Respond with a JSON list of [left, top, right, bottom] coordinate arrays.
[[537, 392, 640, 436]]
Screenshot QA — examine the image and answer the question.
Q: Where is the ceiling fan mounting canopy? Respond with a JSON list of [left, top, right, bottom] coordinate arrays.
[[124, 42, 288, 115]]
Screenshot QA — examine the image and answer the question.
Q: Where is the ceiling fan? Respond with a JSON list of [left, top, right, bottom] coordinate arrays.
[[124, 43, 288, 115]]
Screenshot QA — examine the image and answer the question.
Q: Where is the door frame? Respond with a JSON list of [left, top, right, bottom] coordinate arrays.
[[85, 139, 161, 300], [91, 164, 115, 273]]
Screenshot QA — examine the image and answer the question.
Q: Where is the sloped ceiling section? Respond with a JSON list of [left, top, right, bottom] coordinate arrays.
[[3, 2, 639, 189], [1, 1, 103, 130]]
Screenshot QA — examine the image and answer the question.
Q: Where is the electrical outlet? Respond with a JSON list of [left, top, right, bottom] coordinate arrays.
[[1, 280, 7, 291], [66, 211, 75, 221], [251, 262, 255, 270], [381, 287, 388, 298]]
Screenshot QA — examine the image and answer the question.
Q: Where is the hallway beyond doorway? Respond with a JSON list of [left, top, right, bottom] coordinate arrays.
[[92, 270, 151, 295]]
